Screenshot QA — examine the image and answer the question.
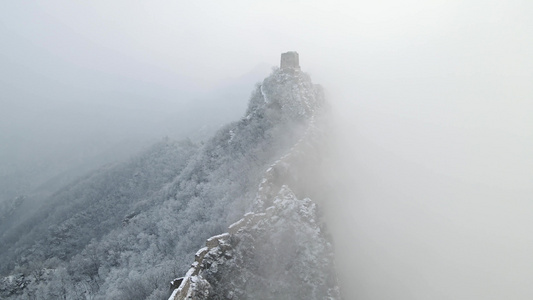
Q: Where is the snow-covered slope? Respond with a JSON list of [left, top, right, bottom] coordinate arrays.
[[1, 63, 337, 300]]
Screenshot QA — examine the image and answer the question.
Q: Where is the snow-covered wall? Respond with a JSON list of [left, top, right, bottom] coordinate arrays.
[[167, 85, 339, 299]]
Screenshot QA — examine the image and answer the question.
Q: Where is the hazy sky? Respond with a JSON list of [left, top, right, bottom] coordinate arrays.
[[1, 1, 532, 299]]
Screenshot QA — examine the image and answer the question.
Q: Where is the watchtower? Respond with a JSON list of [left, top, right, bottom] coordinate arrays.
[[280, 51, 300, 69]]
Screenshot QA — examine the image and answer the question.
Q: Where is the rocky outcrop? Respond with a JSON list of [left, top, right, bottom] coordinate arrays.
[[168, 186, 340, 300]]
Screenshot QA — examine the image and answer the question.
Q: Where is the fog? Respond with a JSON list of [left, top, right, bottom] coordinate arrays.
[[2, 0, 532, 299]]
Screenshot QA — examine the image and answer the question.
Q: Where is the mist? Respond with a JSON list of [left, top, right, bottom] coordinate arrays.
[[317, 1, 533, 299], [2, 0, 532, 299]]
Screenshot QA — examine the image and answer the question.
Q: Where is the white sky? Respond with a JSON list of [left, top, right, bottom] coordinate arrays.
[[1, 1, 532, 299]]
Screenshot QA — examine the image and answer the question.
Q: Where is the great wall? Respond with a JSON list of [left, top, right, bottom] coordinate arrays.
[[168, 116, 320, 300], [167, 51, 333, 299]]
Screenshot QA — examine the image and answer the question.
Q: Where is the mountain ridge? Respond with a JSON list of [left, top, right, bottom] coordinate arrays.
[[1, 62, 337, 299]]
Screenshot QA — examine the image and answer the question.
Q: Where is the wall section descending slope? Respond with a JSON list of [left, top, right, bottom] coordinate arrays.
[[168, 66, 340, 299]]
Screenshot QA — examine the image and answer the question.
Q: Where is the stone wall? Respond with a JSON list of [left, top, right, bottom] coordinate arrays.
[[167, 113, 324, 300], [166, 57, 335, 299], [280, 51, 300, 69]]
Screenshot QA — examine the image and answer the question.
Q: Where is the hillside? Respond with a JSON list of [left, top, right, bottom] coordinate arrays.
[[1, 57, 338, 299]]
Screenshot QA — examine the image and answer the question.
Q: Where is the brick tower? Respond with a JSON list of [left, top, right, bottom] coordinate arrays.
[[280, 51, 300, 69]]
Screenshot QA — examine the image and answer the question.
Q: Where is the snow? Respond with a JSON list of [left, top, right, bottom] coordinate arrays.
[[184, 186, 340, 299], [165, 62, 334, 300], [260, 84, 270, 104], [168, 288, 179, 300], [195, 247, 209, 257], [228, 129, 235, 143]]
